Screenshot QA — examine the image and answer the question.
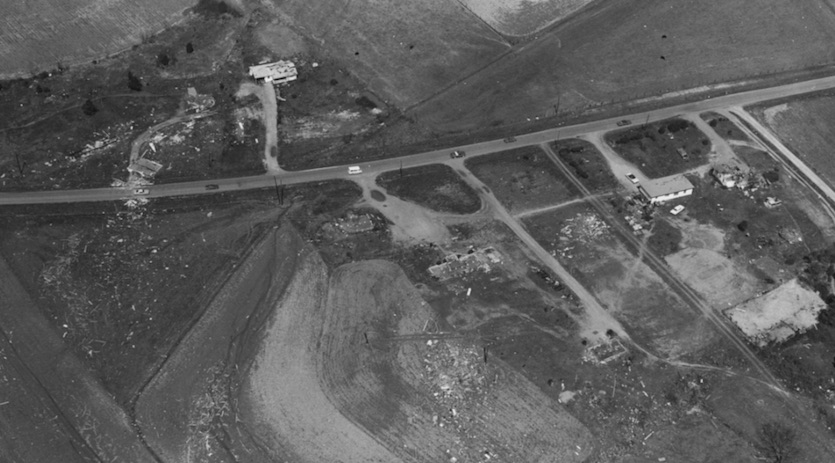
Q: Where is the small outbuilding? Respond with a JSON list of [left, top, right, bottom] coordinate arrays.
[[638, 175, 694, 204]]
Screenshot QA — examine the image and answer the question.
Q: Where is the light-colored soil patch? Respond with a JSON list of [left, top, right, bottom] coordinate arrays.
[[725, 278, 825, 347], [353, 176, 452, 244], [243, 253, 400, 462], [674, 218, 725, 252], [665, 248, 760, 309], [460, 0, 595, 36]]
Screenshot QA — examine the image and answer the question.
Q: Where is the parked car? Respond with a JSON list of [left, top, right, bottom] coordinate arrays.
[[625, 173, 639, 184], [450, 150, 466, 158], [205, 184, 219, 190], [616, 120, 631, 127], [133, 188, 149, 195], [348, 166, 362, 174], [503, 136, 516, 143], [670, 205, 685, 215]]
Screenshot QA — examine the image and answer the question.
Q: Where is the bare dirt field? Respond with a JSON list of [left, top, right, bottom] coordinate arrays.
[[465, 145, 579, 213], [318, 260, 593, 462], [751, 92, 835, 191], [0, 0, 194, 78], [459, 0, 595, 36], [605, 118, 712, 179], [269, 0, 510, 108], [409, 0, 835, 132], [376, 164, 482, 214], [521, 203, 715, 357]]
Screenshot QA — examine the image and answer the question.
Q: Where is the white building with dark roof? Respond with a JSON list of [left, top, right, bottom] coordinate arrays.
[[638, 175, 694, 204]]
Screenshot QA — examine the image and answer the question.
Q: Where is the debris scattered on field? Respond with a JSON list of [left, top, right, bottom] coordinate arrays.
[[582, 338, 628, 365], [428, 247, 501, 280], [560, 212, 609, 243]]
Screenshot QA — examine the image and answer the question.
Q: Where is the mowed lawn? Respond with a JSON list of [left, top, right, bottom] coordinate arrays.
[[411, 0, 835, 131], [752, 93, 835, 191], [0, 0, 194, 78], [273, 0, 510, 108]]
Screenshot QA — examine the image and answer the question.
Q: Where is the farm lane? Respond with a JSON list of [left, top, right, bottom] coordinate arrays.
[[456, 167, 629, 343], [5, 74, 835, 205]]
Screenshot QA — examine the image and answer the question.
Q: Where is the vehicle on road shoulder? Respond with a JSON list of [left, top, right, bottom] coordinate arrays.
[[670, 205, 685, 215], [617, 120, 631, 127], [133, 188, 149, 195], [625, 173, 639, 184], [450, 150, 466, 158], [348, 166, 362, 175], [205, 184, 219, 190]]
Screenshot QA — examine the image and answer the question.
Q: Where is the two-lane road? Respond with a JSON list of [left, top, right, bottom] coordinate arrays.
[[3, 74, 835, 205]]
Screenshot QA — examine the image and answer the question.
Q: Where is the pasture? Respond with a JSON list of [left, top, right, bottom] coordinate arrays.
[[0, 0, 194, 78], [410, 0, 835, 133]]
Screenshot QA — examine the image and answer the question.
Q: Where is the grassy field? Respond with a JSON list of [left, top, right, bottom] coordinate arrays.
[[409, 0, 835, 132], [751, 93, 835, 191], [465, 145, 579, 213], [605, 118, 711, 178], [272, 0, 510, 108], [552, 138, 619, 192], [375, 164, 481, 214], [0, 0, 195, 78]]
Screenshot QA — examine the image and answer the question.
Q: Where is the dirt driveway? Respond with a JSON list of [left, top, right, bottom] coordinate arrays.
[[236, 81, 282, 173]]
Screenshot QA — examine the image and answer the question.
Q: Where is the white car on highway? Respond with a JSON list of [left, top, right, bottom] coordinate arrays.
[[625, 173, 639, 184]]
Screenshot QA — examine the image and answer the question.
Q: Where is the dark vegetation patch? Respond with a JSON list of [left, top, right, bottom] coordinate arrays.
[[376, 164, 481, 214], [700, 112, 749, 141], [465, 146, 579, 213], [191, 0, 242, 18], [647, 218, 683, 257], [552, 138, 619, 192], [606, 118, 711, 178]]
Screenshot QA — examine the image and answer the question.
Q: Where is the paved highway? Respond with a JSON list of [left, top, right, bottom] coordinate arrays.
[[3, 74, 835, 206]]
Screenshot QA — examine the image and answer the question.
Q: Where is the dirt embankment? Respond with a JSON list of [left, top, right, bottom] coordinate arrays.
[[136, 223, 304, 463]]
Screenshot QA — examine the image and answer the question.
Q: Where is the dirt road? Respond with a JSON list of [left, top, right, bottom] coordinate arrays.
[[0, 256, 156, 462], [456, 169, 628, 342], [236, 82, 282, 173]]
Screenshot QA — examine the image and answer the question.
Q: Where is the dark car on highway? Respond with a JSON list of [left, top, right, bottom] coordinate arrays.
[[616, 120, 631, 127], [205, 184, 219, 190]]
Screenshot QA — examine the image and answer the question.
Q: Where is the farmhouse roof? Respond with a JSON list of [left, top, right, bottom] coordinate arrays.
[[248, 61, 298, 83], [640, 175, 693, 198]]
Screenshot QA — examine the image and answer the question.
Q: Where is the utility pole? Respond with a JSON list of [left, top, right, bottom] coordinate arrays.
[[554, 94, 561, 118], [644, 113, 650, 129], [273, 176, 280, 203], [400, 160, 403, 178]]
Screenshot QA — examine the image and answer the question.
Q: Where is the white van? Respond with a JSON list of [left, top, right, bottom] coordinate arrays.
[[348, 166, 362, 175]]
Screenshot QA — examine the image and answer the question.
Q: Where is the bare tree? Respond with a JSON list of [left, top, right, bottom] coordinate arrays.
[[759, 422, 799, 463]]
